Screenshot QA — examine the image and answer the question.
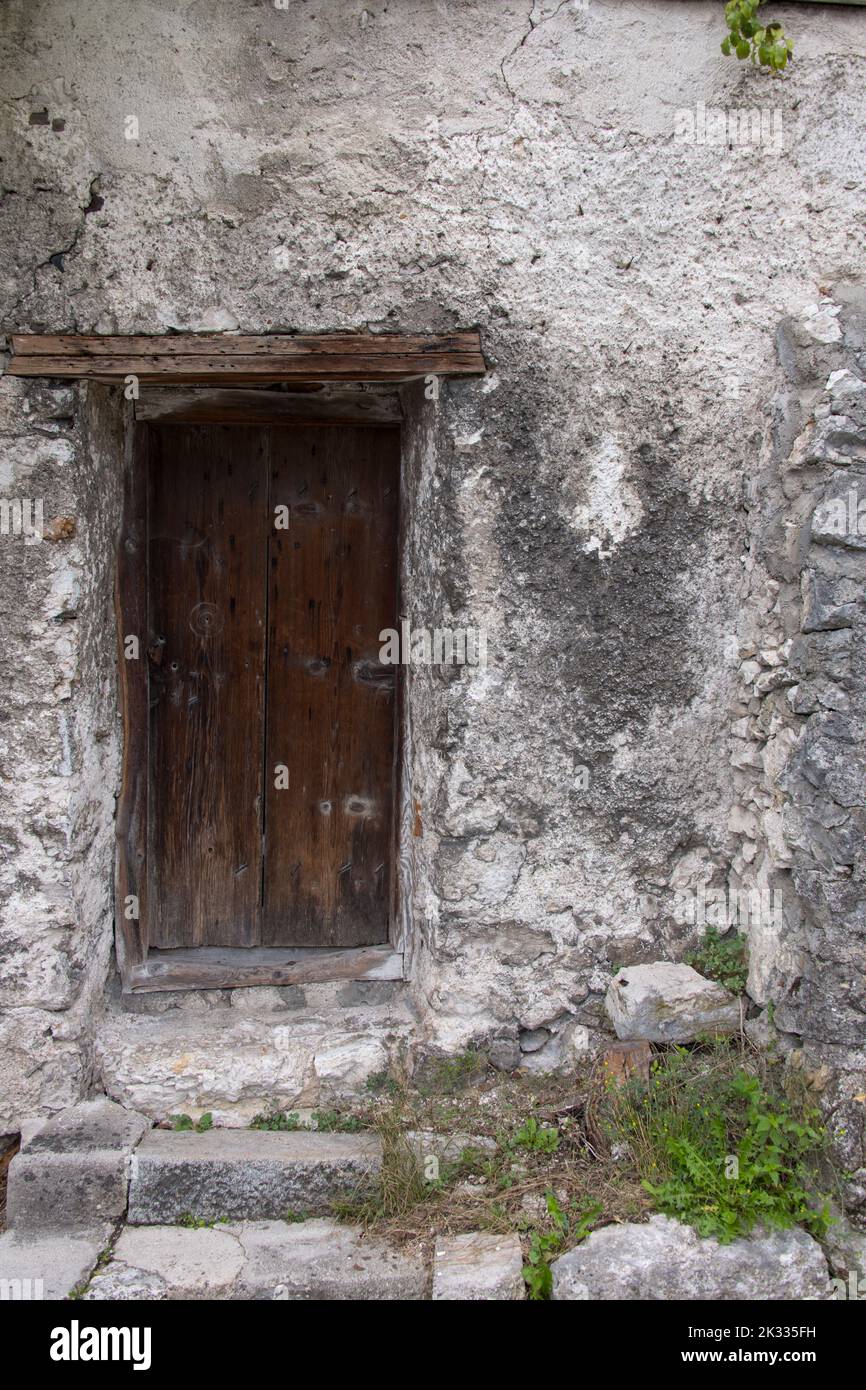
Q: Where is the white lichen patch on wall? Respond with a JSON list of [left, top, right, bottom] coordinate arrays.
[[568, 433, 644, 557]]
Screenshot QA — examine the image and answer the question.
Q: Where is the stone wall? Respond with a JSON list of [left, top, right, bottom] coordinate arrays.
[[730, 291, 866, 1218], [0, 378, 122, 1130], [0, 1, 864, 1156]]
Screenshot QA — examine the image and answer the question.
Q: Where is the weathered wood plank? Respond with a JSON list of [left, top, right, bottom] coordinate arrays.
[[262, 426, 400, 948], [147, 424, 268, 948], [7, 355, 483, 383], [135, 387, 403, 426], [11, 331, 481, 358], [7, 332, 486, 382], [127, 945, 403, 992], [115, 421, 150, 978]]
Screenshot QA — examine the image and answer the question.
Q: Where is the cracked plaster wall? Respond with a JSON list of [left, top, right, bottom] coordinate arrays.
[[0, 1, 864, 1166]]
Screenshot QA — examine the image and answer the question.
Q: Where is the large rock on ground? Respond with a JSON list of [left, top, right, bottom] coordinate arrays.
[[551, 1215, 831, 1300], [605, 962, 741, 1043], [821, 1201, 866, 1279]]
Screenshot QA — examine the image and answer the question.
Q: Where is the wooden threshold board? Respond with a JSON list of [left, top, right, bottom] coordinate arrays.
[[127, 944, 404, 993], [8, 331, 486, 383]]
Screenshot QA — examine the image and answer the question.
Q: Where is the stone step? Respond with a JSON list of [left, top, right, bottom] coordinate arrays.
[[83, 1219, 426, 1300], [128, 1128, 382, 1224], [432, 1232, 525, 1300], [7, 1099, 149, 1232], [95, 1000, 416, 1125]]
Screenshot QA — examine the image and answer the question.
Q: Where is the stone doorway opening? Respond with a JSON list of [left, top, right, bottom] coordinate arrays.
[[120, 414, 403, 992], [6, 331, 486, 1005]]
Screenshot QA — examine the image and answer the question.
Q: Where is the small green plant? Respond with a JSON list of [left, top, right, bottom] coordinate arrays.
[[721, 2, 793, 71], [687, 925, 748, 995], [250, 1108, 364, 1133], [601, 1045, 832, 1244], [178, 1211, 227, 1229], [250, 1110, 303, 1131], [420, 1048, 489, 1096], [365, 1071, 400, 1097], [68, 1241, 115, 1299], [523, 1227, 561, 1300], [170, 1111, 213, 1133], [285, 1209, 308, 1223], [512, 1116, 560, 1154], [522, 1192, 601, 1300], [311, 1109, 364, 1133]]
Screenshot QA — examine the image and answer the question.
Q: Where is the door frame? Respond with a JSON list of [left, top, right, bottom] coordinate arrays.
[[116, 394, 407, 993], [7, 331, 485, 992]]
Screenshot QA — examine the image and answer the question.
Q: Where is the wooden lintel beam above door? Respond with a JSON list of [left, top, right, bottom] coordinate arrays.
[[7, 331, 486, 382]]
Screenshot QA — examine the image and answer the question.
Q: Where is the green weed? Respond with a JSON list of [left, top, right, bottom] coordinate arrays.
[[601, 1045, 831, 1244], [687, 925, 748, 995], [522, 1192, 601, 1300], [169, 1112, 213, 1133]]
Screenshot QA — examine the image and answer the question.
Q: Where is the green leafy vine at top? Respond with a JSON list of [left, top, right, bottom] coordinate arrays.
[[721, 1, 793, 71]]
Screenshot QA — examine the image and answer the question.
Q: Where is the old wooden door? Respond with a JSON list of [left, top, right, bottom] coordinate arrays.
[[145, 422, 400, 951]]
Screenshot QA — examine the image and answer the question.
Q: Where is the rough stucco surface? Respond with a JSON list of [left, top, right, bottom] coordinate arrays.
[[0, 0, 864, 1200], [0, 375, 121, 1126]]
